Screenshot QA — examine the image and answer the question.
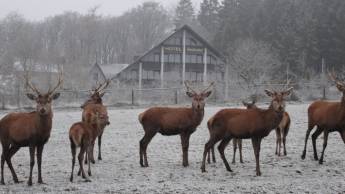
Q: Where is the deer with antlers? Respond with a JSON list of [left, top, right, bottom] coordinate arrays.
[[139, 82, 213, 167], [301, 72, 345, 164], [81, 79, 110, 164], [0, 71, 62, 186], [201, 87, 293, 176]]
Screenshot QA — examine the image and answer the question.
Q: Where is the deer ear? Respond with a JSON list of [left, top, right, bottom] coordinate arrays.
[[26, 93, 36, 101], [186, 91, 194, 98], [264, 89, 274, 97], [282, 87, 294, 97], [51, 93, 60, 100], [202, 91, 212, 98]]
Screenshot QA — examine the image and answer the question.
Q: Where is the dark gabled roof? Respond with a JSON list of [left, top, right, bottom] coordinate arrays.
[[112, 25, 226, 79]]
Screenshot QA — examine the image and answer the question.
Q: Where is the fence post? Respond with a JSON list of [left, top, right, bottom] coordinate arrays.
[[132, 89, 135, 105], [175, 89, 178, 104], [1, 94, 4, 110]]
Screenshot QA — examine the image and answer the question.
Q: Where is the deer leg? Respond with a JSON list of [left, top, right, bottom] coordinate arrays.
[[98, 132, 103, 160], [27, 146, 35, 186], [283, 132, 287, 156], [85, 141, 95, 164], [37, 145, 45, 184], [211, 145, 216, 163], [207, 147, 211, 164], [319, 130, 329, 164], [87, 145, 92, 176], [6, 145, 20, 183], [180, 133, 191, 167], [252, 137, 262, 176], [239, 139, 243, 163], [1, 144, 9, 185], [78, 146, 90, 182], [218, 137, 232, 172], [139, 131, 156, 167], [275, 128, 281, 156], [301, 124, 314, 159], [201, 136, 220, 172], [232, 139, 237, 164], [70, 140, 76, 182], [312, 127, 323, 161]]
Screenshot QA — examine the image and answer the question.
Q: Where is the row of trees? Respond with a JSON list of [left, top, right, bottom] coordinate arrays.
[[1, 0, 345, 90]]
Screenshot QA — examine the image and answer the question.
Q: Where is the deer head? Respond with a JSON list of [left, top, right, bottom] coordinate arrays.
[[25, 71, 63, 116], [185, 81, 214, 111], [242, 95, 257, 109], [81, 79, 110, 108], [265, 87, 293, 113], [328, 71, 345, 93]]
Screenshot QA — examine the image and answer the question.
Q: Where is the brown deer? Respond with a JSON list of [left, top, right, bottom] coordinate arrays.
[[201, 87, 293, 176], [81, 80, 110, 164], [139, 82, 213, 167], [0, 71, 62, 186], [206, 98, 257, 164], [69, 111, 109, 182], [301, 72, 345, 164]]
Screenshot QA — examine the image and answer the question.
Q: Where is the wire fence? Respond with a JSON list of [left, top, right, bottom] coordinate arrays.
[[0, 81, 341, 110]]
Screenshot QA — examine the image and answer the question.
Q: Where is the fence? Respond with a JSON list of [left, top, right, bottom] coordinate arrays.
[[0, 81, 341, 110]]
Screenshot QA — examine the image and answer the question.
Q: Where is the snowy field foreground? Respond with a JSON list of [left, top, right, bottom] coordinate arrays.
[[0, 103, 344, 194]]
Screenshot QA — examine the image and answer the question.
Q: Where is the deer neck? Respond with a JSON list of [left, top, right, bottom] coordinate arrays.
[[35, 112, 53, 131], [191, 106, 204, 126], [264, 104, 284, 129]]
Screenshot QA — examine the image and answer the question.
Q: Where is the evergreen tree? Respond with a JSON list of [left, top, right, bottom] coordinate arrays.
[[198, 0, 220, 39], [174, 0, 195, 28]]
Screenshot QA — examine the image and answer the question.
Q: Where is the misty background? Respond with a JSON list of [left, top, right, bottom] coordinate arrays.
[[0, 0, 345, 108]]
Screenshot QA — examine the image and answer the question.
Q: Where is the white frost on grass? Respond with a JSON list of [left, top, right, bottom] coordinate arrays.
[[0, 104, 344, 193]]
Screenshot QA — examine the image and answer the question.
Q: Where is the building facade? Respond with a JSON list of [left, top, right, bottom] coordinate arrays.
[[115, 25, 226, 88]]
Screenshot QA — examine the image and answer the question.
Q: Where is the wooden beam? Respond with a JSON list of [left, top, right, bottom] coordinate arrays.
[[203, 48, 208, 85], [138, 62, 142, 89], [182, 30, 186, 84], [160, 46, 164, 88]]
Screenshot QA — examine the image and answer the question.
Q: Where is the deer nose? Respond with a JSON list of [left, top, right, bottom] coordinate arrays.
[[278, 106, 284, 111], [40, 108, 46, 114]]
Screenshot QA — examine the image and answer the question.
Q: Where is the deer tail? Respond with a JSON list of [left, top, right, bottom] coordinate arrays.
[[138, 112, 144, 124]]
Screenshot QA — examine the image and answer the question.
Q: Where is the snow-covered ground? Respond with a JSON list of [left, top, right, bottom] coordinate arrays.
[[0, 103, 344, 193]]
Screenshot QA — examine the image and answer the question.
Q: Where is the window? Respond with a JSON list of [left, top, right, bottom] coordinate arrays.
[[197, 55, 203, 63], [191, 55, 197, 63], [174, 54, 181, 63], [169, 54, 174, 63], [186, 55, 191, 63]]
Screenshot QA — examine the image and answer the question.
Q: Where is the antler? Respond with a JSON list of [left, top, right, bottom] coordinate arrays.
[[184, 81, 197, 94], [25, 71, 41, 95], [93, 79, 110, 93], [201, 82, 215, 94], [328, 71, 344, 86], [48, 70, 63, 95]]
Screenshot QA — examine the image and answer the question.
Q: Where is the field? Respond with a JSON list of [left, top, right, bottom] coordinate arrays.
[[0, 103, 344, 194]]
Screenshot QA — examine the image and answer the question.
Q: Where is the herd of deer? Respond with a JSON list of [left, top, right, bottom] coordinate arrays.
[[0, 71, 344, 186]]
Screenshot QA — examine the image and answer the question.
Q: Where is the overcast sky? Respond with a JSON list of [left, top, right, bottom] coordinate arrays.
[[0, 0, 202, 21]]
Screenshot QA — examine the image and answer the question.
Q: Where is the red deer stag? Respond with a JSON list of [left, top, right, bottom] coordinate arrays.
[[301, 72, 345, 164], [81, 80, 110, 163], [139, 82, 214, 167], [69, 111, 109, 182], [201, 87, 293, 176], [0, 71, 62, 186]]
